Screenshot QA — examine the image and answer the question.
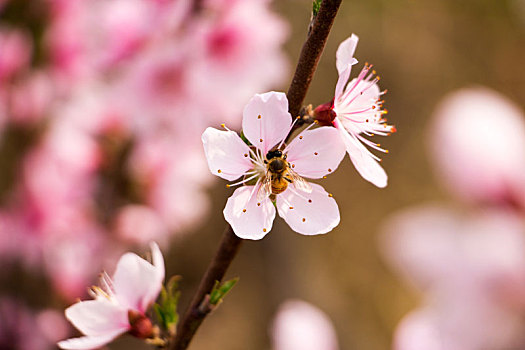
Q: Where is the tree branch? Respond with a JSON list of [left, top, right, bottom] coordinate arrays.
[[170, 1, 342, 348]]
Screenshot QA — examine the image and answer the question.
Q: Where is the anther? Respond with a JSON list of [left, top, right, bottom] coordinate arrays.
[[244, 153, 248, 157], [258, 115, 262, 119], [302, 218, 306, 222], [242, 209, 246, 213], [220, 123, 225, 128], [299, 136, 303, 139], [257, 202, 261, 206], [226, 184, 230, 188], [263, 228, 267, 232], [328, 193, 333, 197], [218, 169, 222, 173], [289, 206, 294, 210], [328, 168, 332, 172], [308, 199, 312, 203], [323, 176, 327, 179], [260, 138, 263, 142], [314, 152, 318, 156], [292, 164, 295, 168]]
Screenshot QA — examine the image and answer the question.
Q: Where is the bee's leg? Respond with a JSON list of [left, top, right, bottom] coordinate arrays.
[[264, 160, 268, 164], [284, 177, 293, 183]]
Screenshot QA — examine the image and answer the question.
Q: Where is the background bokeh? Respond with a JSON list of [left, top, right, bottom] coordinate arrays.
[[1, 0, 524, 349]]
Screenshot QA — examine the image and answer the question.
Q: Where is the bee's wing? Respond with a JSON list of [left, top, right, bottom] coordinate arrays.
[[288, 169, 313, 193], [257, 173, 272, 201]]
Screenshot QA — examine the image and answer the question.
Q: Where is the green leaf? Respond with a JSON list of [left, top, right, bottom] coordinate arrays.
[[209, 278, 239, 305], [312, 0, 322, 17], [154, 275, 181, 334]]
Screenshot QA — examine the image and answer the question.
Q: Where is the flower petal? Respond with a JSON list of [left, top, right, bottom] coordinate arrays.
[[276, 183, 340, 235], [202, 127, 253, 181], [64, 300, 129, 337], [336, 120, 387, 188], [223, 185, 276, 240], [285, 127, 346, 179], [242, 92, 292, 155], [57, 330, 125, 350], [334, 34, 359, 100], [336, 34, 359, 75], [113, 248, 164, 313]]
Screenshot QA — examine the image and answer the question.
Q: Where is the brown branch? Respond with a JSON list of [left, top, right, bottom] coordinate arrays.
[[287, 0, 342, 119], [170, 1, 342, 349], [171, 226, 242, 350]]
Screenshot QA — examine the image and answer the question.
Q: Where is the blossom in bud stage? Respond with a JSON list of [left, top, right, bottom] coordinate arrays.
[[315, 34, 395, 188], [428, 87, 525, 209], [57, 242, 165, 349], [271, 300, 339, 350], [202, 91, 346, 240]]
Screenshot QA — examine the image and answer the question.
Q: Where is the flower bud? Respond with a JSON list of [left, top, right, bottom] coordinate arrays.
[[128, 310, 154, 339], [313, 100, 336, 126]]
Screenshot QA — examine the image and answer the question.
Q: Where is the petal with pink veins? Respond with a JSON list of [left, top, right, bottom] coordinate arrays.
[[242, 92, 292, 155], [285, 127, 346, 179], [202, 127, 253, 181], [276, 183, 340, 235], [113, 245, 164, 313], [64, 299, 129, 336], [336, 120, 387, 188], [223, 185, 275, 240], [57, 330, 126, 350]]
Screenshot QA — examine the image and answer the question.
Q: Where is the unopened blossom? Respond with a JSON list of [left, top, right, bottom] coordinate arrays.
[[202, 91, 346, 240], [314, 34, 395, 188], [271, 299, 339, 350], [428, 87, 525, 209], [57, 242, 164, 349]]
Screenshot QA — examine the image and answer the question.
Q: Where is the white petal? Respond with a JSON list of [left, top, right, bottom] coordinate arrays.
[[58, 330, 125, 350], [276, 183, 340, 235], [113, 249, 164, 313], [223, 185, 276, 240], [336, 120, 387, 188], [336, 34, 359, 75], [334, 66, 351, 102], [285, 127, 346, 179], [242, 92, 292, 155], [64, 300, 129, 337], [202, 127, 253, 181]]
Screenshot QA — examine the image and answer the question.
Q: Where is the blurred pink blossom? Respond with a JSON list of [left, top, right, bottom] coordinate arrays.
[[0, 298, 56, 350], [428, 87, 525, 209], [382, 206, 525, 349], [0, 27, 32, 83], [271, 299, 339, 350]]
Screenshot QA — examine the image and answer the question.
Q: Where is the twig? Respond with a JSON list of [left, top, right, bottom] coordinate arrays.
[[170, 1, 342, 348]]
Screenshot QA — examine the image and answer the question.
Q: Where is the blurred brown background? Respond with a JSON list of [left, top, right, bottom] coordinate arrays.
[[101, 1, 525, 350]]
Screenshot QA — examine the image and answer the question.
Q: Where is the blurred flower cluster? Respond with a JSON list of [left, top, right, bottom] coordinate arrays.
[[0, 0, 287, 346], [381, 88, 525, 349]]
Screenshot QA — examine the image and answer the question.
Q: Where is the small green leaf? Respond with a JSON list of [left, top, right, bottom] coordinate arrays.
[[154, 275, 181, 333], [312, 0, 322, 17], [209, 278, 239, 305]]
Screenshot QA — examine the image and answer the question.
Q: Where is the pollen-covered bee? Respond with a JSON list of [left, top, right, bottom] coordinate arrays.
[[257, 149, 312, 201]]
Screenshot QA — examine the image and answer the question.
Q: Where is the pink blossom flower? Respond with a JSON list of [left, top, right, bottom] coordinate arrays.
[[202, 91, 346, 239], [428, 87, 525, 209], [0, 27, 32, 82], [57, 242, 165, 349], [315, 34, 395, 188], [382, 206, 525, 349], [271, 299, 339, 350]]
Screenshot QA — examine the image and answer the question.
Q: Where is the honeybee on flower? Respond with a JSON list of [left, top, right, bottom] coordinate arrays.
[[202, 91, 346, 240]]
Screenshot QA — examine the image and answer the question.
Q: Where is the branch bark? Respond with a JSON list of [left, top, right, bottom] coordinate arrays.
[[170, 1, 342, 348]]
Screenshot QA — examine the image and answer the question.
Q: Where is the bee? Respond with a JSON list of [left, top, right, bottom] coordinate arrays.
[[257, 149, 312, 201]]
